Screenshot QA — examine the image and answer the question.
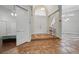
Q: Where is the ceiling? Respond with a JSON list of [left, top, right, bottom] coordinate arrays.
[[62, 5, 79, 14], [44, 5, 58, 16], [2, 5, 14, 11], [1, 5, 59, 16], [33, 5, 59, 16]]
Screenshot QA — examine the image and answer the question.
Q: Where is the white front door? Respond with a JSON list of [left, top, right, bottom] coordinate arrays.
[[16, 6, 31, 46], [40, 16, 48, 34], [33, 16, 48, 34]]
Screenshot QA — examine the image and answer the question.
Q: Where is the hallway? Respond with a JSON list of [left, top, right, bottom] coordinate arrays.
[[1, 34, 79, 54], [0, 5, 79, 54]]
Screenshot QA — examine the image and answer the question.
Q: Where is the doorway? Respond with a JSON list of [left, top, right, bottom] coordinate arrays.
[[32, 6, 48, 39]]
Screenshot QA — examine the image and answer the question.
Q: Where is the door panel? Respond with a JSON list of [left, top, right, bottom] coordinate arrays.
[[0, 22, 6, 36], [33, 16, 48, 34], [33, 16, 41, 34], [16, 6, 31, 46], [40, 16, 47, 34], [7, 22, 16, 36]]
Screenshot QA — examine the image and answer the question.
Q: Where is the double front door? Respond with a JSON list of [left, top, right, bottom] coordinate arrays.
[[33, 16, 48, 34]]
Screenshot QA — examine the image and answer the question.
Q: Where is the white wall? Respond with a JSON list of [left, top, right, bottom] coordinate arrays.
[[62, 5, 79, 34], [55, 12, 61, 38], [0, 6, 16, 37]]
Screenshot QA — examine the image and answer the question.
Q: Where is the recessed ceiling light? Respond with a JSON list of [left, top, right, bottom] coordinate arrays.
[[11, 13, 17, 16], [15, 13, 17, 16], [11, 13, 14, 16]]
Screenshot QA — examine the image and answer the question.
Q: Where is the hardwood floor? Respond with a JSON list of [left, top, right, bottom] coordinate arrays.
[[1, 34, 79, 54], [32, 34, 58, 40], [0, 39, 16, 53]]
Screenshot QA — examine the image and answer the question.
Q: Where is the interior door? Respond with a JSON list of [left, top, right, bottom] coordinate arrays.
[[16, 6, 31, 46]]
